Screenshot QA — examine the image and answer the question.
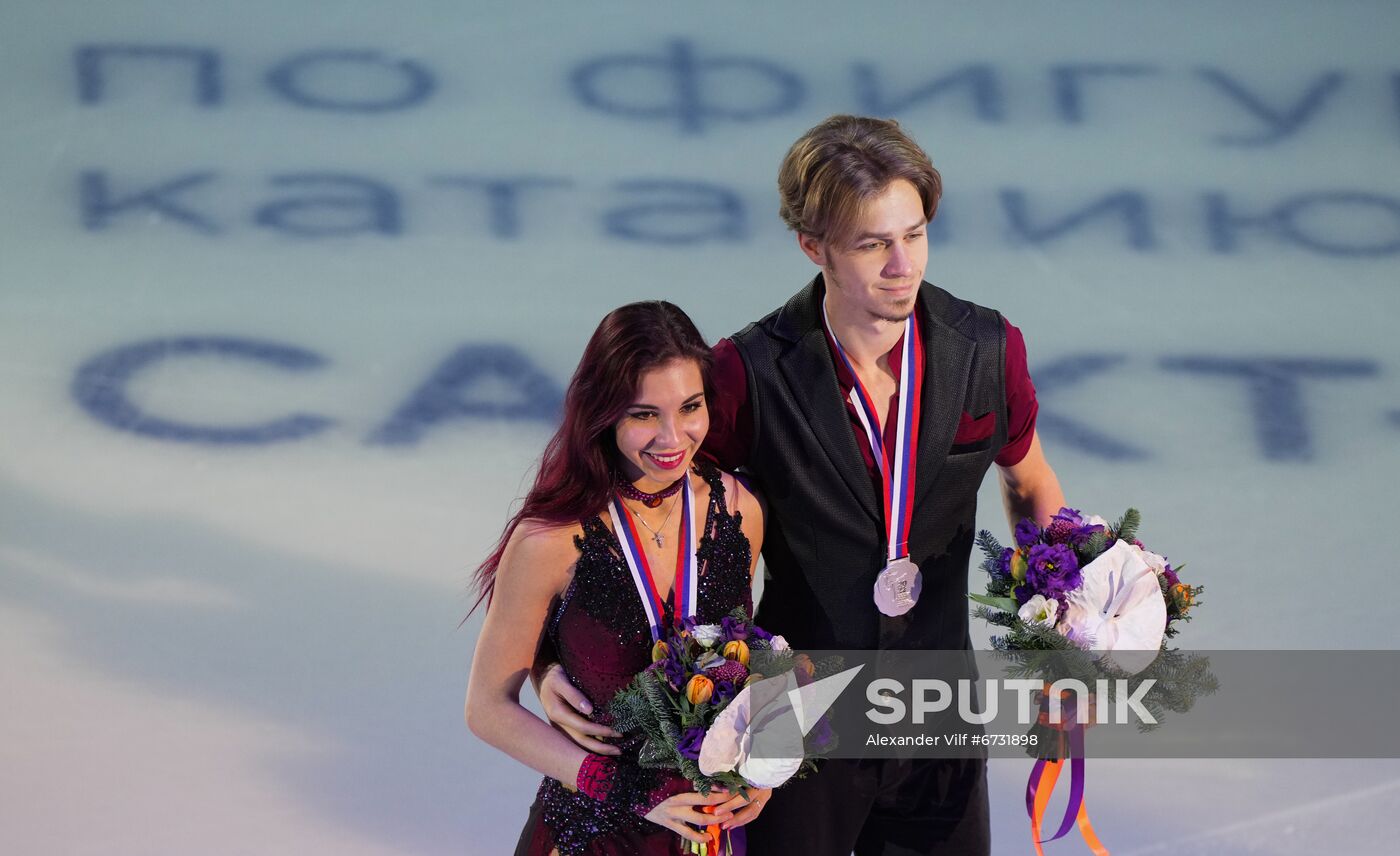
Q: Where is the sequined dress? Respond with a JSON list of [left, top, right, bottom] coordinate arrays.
[[515, 463, 753, 856]]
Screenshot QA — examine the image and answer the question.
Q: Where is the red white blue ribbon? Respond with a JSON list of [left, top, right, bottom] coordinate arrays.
[[822, 302, 923, 561], [607, 472, 698, 642]]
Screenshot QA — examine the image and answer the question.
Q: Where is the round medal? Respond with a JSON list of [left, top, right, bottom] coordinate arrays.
[[873, 557, 922, 617]]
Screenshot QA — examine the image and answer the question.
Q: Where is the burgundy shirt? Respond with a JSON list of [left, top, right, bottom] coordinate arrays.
[[704, 316, 1038, 483]]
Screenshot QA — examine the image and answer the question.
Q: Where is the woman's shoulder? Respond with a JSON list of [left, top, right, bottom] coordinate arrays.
[[503, 518, 588, 574], [698, 461, 759, 504], [696, 461, 764, 533]]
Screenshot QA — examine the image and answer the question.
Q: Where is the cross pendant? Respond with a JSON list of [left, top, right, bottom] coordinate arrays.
[[652, 532, 665, 548]]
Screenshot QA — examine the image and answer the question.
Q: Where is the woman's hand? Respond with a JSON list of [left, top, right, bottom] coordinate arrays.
[[536, 662, 623, 755], [717, 786, 771, 830], [643, 790, 735, 844]]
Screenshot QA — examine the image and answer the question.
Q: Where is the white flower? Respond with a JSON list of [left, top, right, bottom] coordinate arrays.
[[698, 676, 804, 789], [1057, 539, 1167, 675], [1126, 542, 1169, 576], [768, 635, 790, 652], [697, 689, 746, 775], [695, 651, 723, 671], [1018, 595, 1059, 628], [1084, 513, 1110, 530], [690, 624, 723, 648]]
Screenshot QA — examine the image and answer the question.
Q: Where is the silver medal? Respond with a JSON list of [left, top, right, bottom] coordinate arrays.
[[873, 557, 922, 616]]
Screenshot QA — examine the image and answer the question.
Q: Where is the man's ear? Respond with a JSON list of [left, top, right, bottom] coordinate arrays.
[[797, 232, 827, 267]]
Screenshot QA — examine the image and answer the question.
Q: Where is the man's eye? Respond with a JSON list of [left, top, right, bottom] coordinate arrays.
[[907, 232, 923, 241]]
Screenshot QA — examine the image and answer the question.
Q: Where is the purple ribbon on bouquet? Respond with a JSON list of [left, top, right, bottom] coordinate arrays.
[[1024, 693, 1108, 855]]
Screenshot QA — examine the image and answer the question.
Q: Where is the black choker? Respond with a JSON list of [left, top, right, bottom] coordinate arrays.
[[615, 472, 686, 508]]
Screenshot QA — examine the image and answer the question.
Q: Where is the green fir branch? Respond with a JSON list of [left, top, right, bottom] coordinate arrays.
[[976, 529, 1005, 563], [1081, 529, 1108, 561], [972, 604, 1017, 629], [1113, 508, 1141, 544]]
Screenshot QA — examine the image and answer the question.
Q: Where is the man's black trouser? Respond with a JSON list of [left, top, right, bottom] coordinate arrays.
[[744, 756, 990, 856]]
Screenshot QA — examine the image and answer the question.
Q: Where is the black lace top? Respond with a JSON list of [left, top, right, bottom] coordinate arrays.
[[516, 462, 753, 856]]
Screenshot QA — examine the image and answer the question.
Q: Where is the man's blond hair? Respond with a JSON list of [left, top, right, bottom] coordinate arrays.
[[777, 115, 942, 247]]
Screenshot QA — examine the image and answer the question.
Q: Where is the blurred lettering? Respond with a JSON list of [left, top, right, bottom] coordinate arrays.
[[1159, 356, 1379, 460], [429, 175, 574, 238], [76, 43, 222, 106], [1050, 63, 1157, 123], [569, 38, 804, 134], [265, 49, 436, 112], [1205, 191, 1400, 256], [80, 170, 220, 234], [603, 179, 745, 245], [1032, 354, 1150, 461], [369, 344, 563, 445], [254, 173, 402, 237], [71, 337, 334, 444], [1198, 68, 1345, 146], [1000, 189, 1156, 250]]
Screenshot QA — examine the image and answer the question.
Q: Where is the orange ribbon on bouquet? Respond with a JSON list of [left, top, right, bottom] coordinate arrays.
[[687, 805, 732, 855], [1026, 688, 1108, 855]]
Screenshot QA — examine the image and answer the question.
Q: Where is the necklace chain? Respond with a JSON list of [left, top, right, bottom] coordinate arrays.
[[626, 492, 678, 548]]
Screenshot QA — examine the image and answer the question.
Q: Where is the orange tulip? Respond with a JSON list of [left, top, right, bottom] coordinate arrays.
[[721, 640, 750, 666], [685, 674, 714, 705], [651, 641, 670, 663], [794, 653, 815, 679]]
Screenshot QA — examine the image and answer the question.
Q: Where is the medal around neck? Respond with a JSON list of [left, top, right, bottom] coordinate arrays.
[[823, 301, 927, 618], [874, 557, 922, 617], [607, 472, 699, 641]]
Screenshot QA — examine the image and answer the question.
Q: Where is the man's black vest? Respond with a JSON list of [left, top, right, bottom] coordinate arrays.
[[732, 277, 1008, 650]]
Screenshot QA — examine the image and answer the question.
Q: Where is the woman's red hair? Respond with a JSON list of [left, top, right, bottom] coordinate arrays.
[[470, 301, 713, 612]]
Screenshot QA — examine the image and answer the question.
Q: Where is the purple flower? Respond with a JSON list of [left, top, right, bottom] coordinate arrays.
[[721, 615, 750, 642], [1014, 518, 1041, 548], [661, 654, 687, 690], [1045, 508, 1106, 547], [996, 547, 1015, 578], [748, 623, 773, 643], [807, 716, 836, 752], [1162, 565, 1180, 589], [712, 679, 738, 706], [1026, 543, 1082, 600], [677, 726, 706, 760], [1043, 509, 1081, 544]]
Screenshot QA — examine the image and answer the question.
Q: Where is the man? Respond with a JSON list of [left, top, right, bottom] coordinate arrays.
[[540, 115, 1066, 854]]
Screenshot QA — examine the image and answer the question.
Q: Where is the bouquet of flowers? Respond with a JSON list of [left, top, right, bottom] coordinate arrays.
[[970, 507, 1214, 855], [610, 609, 838, 854], [970, 506, 1217, 732], [972, 507, 1203, 678]]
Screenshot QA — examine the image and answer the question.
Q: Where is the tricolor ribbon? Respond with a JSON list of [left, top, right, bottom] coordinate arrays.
[[607, 472, 698, 641], [821, 302, 923, 562], [1025, 692, 1109, 855]]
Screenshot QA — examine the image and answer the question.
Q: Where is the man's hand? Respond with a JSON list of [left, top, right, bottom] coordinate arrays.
[[717, 786, 772, 830], [536, 662, 622, 755]]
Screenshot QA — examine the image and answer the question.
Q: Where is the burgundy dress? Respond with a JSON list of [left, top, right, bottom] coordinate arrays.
[[516, 463, 753, 856]]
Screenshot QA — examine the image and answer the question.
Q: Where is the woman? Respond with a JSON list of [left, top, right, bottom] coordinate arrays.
[[465, 301, 769, 855]]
